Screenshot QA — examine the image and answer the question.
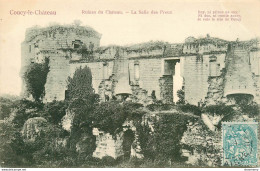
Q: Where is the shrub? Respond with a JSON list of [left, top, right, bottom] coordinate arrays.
[[146, 103, 175, 112], [69, 97, 98, 152], [66, 66, 95, 100], [0, 122, 25, 167], [12, 99, 44, 128], [92, 101, 126, 135], [92, 101, 145, 135], [240, 102, 259, 118], [176, 88, 185, 105], [23, 58, 49, 102], [0, 97, 15, 119], [148, 113, 197, 161], [202, 103, 234, 116], [178, 104, 201, 116], [44, 100, 68, 124], [135, 122, 155, 159], [202, 103, 235, 123], [100, 156, 117, 166]]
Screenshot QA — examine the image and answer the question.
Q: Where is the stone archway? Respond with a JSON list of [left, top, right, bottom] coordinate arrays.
[[122, 129, 135, 158]]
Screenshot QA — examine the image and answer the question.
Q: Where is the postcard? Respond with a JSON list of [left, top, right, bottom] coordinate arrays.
[[0, 0, 259, 169]]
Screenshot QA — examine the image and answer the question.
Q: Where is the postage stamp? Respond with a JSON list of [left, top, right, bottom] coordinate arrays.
[[222, 122, 258, 166]]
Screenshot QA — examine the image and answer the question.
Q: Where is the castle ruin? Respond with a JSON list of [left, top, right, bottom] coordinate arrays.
[[20, 24, 260, 105]]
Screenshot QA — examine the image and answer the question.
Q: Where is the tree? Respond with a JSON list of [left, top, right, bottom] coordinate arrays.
[[23, 58, 49, 102], [66, 66, 98, 154], [66, 66, 95, 100]]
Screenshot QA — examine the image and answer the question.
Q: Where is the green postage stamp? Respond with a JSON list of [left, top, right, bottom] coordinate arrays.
[[222, 122, 258, 166]]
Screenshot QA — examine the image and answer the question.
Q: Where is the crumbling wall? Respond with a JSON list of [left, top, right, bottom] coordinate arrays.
[[21, 25, 101, 100], [183, 54, 225, 105], [92, 128, 124, 159], [24, 25, 101, 50], [22, 117, 48, 142], [250, 50, 260, 104], [204, 76, 226, 105], [159, 75, 173, 103], [129, 58, 162, 100], [224, 48, 255, 97], [44, 51, 70, 102], [182, 55, 209, 105], [181, 121, 222, 166]]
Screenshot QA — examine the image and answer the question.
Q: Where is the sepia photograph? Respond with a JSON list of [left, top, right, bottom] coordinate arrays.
[[0, 0, 259, 169]]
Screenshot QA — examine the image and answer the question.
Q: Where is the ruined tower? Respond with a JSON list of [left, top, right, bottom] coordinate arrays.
[[21, 24, 101, 101], [224, 44, 256, 103]]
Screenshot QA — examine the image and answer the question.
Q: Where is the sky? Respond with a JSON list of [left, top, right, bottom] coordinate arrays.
[[0, 0, 260, 96]]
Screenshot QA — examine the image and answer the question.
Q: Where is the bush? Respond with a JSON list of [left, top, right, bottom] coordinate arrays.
[[68, 97, 98, 153], [0, 97, 15, 119], [240, 102, 259, 118], [147, 113, 197, 161], [66, 66, 95, 100], [202, 103, 235, 124], [176, 88, 185, 105], [23, 58, 49, 102], [146, 103, 175, 112], [178, 104, 201, 116], [100, 156, 117, 166], [135, 122, 155, 159], [44, 100, 68, 124], [12, 99, 44, 128], [92, 101, 126, 135], [202, 103, 234, 116], [92, 101, 145, 135]]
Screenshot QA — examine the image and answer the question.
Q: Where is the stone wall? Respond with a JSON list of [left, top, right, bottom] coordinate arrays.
[[250, 50, 260, 103], [159, 75, 173, 103], [92, 128, 124, 159], [224, 48, 255, 98], [44, 51, 70, 102], [22, 117, 48, 142], [129, 58, 162, 100], [21, 24, 260, 105], [182, 54, 226, 105], [21, 24, 101, 100], [181, 120, 222, 166]]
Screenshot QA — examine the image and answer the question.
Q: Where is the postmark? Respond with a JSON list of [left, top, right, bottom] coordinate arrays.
[[222, 122, 258, 166]]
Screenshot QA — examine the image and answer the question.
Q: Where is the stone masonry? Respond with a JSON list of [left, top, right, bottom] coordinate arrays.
[[21, 24, 260, 105]]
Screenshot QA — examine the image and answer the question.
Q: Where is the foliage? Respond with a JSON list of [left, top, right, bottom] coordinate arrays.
[[177, 104, 201, 116], [0, 120, 44, 167], [0, 121, 23, 167], [92, 101, 145, 135], [68, 96, 98, 152], [44, 100, 68, 124], [176, 88, 185, 105], [65, 65, 100, 156], [66, 66, 95, 100], [203, 104, 234, 115], [201, 104, 236, 130], [0, 97, 15, 119], [135, 122, 155, 159], [31, 124, 75, 166], [11, 99, 44, 128], [239, 102, 259, 118], [146, 102, 175, 111], [23, 58, 50, 102], [148, 113, 197, 161], [92, 101, 126, 135]]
